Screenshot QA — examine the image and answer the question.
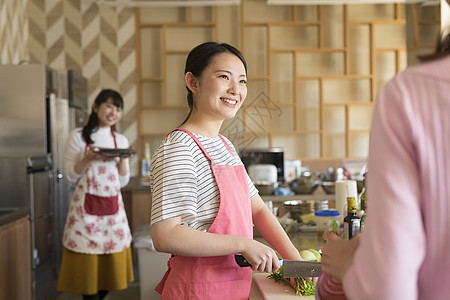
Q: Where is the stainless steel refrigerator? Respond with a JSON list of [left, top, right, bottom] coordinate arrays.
[[0, 64, 88, 300]]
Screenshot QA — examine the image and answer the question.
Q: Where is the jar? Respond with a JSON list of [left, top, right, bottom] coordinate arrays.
[[315, 210, 341, 239]]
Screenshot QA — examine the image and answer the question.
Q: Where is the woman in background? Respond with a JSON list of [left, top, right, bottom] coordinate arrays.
[[150, 42, 303, 299], [57, 89, 134, 300]]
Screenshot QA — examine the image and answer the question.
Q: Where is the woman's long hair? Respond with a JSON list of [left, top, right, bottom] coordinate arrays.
[[82, 89, 124, 144], [180, 42, 247, 126]]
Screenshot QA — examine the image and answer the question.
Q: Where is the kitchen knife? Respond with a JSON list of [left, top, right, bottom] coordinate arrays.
[[234, 254, 321, 278]]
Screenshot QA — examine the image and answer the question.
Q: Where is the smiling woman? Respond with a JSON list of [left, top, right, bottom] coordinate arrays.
[[57, 89, 134, 300], [149, 42, 304, 300]]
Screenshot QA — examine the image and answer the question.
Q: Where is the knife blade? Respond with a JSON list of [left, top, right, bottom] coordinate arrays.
[[234, 254, 321, 278]]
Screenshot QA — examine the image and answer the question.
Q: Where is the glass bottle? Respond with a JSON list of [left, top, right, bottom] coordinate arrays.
[[344, 196, 361, 240], [360, 188, 366, 230], [360, 174, 367, 230], [141, 142, 151, 178]]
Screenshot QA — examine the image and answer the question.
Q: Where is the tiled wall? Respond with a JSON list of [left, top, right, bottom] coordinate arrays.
[[0, 0, 29, 64], [0, 0, 139, 175]]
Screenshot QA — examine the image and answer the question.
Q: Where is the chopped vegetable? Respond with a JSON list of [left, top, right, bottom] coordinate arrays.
[[267, 266, 315, 296]]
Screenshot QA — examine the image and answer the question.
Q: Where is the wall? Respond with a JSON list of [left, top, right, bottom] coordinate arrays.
[[0, 0, 140, 174], [0, 0, 441, 174], [0, 0, 28, 64]]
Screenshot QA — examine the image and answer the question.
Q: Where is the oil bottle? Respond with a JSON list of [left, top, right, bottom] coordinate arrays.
[[344, 196, 361, 240]]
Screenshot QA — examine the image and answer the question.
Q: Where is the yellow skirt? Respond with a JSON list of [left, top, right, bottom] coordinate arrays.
[[57, 247, 134, 295]]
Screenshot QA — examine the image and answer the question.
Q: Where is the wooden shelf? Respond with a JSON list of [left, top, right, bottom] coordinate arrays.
[[261, 194, 335, 203], [135, 1, 440, 166]]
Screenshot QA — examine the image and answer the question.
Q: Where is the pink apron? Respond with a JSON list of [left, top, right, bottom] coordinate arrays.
[[155, 128, 253, 300], [62, 128, 132, 254]]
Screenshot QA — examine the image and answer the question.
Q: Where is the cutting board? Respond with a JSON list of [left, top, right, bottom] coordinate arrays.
[[252, 272, 316, 300]]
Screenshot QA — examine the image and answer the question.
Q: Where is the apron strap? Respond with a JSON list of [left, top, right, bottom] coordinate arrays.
[[110, 127, 118, 148], [218, 135, 234, 157], [171, 128, 228, 163]]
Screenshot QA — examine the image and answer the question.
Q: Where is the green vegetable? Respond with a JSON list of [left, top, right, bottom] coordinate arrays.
[[331, 219, 339, 229], [267, 266, 315, 296]]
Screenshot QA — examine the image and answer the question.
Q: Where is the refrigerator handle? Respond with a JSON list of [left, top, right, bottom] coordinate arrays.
[[56, 170, 64, 181]]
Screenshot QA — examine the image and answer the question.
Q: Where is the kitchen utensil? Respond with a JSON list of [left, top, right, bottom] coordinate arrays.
[[253, 181, 276, 195], [252, 272, 316, 299], [321, 181, 335, 194], [320, 167, 344, 182], [94, 148, 136, 157], [234, 254, 321, 278], [315, 210, 341, 239], [283, 200, 315, 224], [290, 172, 320, 194], [248, 164, 278, 183], [354, 175, 365, 194], [314, 200, 329, 211]]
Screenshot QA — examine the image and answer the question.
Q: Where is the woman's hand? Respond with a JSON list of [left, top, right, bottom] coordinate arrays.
[[240, 239, 281, 273], [85, 146, 106, 161], [73, 146, 106, 174], [320, 234, 360, 281], [118, 146, 135, 159]]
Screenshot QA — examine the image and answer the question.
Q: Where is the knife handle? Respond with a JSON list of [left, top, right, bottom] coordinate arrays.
[[234, 254, 252, 267]]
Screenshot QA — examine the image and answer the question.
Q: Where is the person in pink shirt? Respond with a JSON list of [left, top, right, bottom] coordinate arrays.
[[318, 6, 450, 299]]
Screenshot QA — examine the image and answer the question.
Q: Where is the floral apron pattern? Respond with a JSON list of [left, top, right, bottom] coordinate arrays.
[[62, 130, 131, 254]]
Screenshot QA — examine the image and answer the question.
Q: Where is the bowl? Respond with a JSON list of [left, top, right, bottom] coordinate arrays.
[[254, 181, 276, 195], [290, 173, 320, 195], [321, 181, 336, 194]]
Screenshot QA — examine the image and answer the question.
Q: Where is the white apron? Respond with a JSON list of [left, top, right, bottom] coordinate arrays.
[[62, 130, 131, 254]]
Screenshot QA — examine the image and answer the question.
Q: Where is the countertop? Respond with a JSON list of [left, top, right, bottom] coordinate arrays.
[[0, 207, 30, 226], [122, 177, 150, 192]]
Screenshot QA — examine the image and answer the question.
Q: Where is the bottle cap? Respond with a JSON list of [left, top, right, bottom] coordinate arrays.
[[346, 197, 356, 206], [314, 210, 340, 217]]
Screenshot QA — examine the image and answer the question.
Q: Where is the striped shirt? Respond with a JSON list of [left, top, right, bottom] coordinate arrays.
[[150, 130, 257, 232]]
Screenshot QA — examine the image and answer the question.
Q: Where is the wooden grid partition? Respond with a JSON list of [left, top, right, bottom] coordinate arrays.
[[236, 1, 409, 161], [135, 1, 440, 165]]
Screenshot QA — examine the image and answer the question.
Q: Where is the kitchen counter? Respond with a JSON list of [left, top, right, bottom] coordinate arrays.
[[0, 207, 30, 226], [123, 176, 151, 192]]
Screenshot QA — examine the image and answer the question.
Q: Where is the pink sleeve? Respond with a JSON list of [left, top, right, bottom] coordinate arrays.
[[342, 77, 425, 299], [316, 273, 347, 300]]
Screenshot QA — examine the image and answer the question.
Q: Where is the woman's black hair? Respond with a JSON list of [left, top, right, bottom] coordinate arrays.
[[82, 89, 124, 144], [180, 41, 247, 125]]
